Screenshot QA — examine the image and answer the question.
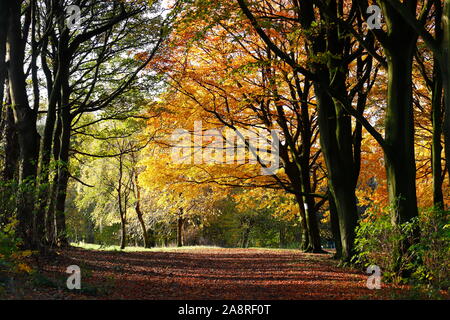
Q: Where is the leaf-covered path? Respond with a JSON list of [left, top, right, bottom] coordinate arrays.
[[22, 247, 392, 300]]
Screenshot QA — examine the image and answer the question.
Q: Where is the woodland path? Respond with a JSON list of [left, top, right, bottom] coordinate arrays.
[[18, 247, 394, 299]]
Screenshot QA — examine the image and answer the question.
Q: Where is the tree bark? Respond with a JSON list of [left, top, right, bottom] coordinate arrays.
[[7, 0, 40, 249], [329, 193, 342, 260], [118, 153, 127, 250], [2, 87, 18, 181], [177, 209, 184, 247], [54, 70, 71, 247], [298, 94, 323, 253], [431, 59, 444, 209], [301, 0, 359, 262], [0, 85, 17, 226], [54, 119, 70, 247], [380, 2, 419, 224], [46, 109, 62, 245], [136, 207, 149, 248], [131, 154, 153, 248], [279, 225, 287, 248], [242, 220, 251, 249], [119, 216, 127, 250], [442, 0, 450, 187], [37, 36, 68, 243], [294, 191, 310, 251], [300, 180, 322, 253], [315, 82, 359, 261], [0, 0, 7, 114]]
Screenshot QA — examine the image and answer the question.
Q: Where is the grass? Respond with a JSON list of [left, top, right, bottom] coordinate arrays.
[[71, 242, 222, 252], [70, 242, 314, 253]]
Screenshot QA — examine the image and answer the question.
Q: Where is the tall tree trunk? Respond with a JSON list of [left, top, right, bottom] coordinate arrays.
[[328, 193, 342, 260], [383, 60, 419, 223], [380, 4, 419, 224], [284, 160, 318, 252], [297, 192, 322, 253], [2, 87, 18, 182], [28, 0, 47, 249], [242, 219, 251, 249], [299, 0, 359, 262], [300, 175, 322, 253], [7, 0, 40, 249], [298, 102, 323, 253], [177, 208, 184, 247], [136, 207, 149, 248], [1, 86, 18, 226], [431, 60, 444, 209], [119, 216, 126, 250], [135, 185, 149, 248], [279, 225, 287, 248], [43, 0, 70, 246], [148, 229, 156, 247], [46, 110, 62, 245], [37, 44, 65, 243], [54, 121, 70, 247], [242, 228, 250, 248], [315, 84, 359, 262], [442, 0, 450, 187], [86, 217, 95, 244], [0, 0, 7, 114], [132, 161, 153, 248], [54, 76, 71, 247], [118, 153, 127, 250], [275, 70, 322, 253], [295, 193, 310, 251], [377, 3, 420, 275]]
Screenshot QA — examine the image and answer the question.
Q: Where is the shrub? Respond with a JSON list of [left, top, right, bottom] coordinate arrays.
[[353, 205, 417, 282], [0, 180, 19, 226], [354, 205, 449, 290], [411, 208, 450, 290], [0, 220, 34, 297]]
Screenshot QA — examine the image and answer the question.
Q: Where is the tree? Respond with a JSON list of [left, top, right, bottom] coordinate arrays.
[[0, 0, 169, 248], [148, 0, 336, 252], [6, 0, 41, 248], [235, 0, 375, 261]]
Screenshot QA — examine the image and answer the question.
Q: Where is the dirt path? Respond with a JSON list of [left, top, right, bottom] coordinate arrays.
[[11, 247, 392, 300]]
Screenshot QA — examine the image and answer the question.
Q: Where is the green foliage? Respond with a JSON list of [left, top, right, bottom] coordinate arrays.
[[94, 224, 122, 247], [30, 272, 59, 288], [387, 285, 448, 300], [0, 221, 34, 298], [0, 179, 37, 295], [0, 180, 18, 220], [202, 196, 300, 248], [354, 205, 450, 290], [410, 208, 450, 290], [0, 221, 19, 261], [30, 271, 110, 297]]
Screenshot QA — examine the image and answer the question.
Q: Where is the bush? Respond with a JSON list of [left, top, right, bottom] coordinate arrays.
[[354, 205, 449, 290], [411, 208, 450, 289], [353, 205, 416, 282], [0, 180, 19, 226], [0, 220, 34, 297]]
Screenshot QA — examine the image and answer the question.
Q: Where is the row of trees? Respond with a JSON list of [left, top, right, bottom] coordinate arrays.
[[234, 0, 450, 262], [136, 0, 449, 263], [69, 178, 308, 249], [0, 0, 168, 250], [0, 0, 449, 268]]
